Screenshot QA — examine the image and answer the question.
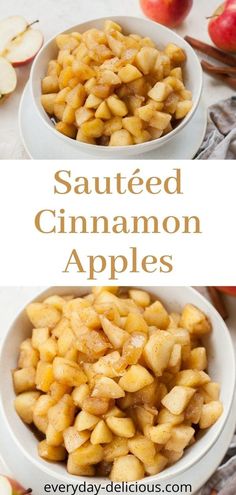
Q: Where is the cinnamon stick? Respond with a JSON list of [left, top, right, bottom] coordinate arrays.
[[185, 36, 236, 67], [201, 60, 236, 89], [207, 287, 228, 320], [201, 60, 236, 76]]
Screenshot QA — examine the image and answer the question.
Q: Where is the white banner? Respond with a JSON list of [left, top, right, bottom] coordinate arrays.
[[0, 160, 235, 285]]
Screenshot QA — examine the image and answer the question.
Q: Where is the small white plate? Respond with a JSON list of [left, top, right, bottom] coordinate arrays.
[[19, 82, 207, 160], [0, 393, 235, 494]]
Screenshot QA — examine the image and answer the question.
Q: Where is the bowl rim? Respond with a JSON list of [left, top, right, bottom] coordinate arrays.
[[0, 286, 235, 485], [30, 15, 203, 154]]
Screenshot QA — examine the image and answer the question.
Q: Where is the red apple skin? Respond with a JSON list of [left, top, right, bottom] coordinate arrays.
[[140, 0, 193, 27], [11, 37, 44, 67], [6, 476, 30, 494], [208, 0, 236, 52], [216, 287, 236, 296]]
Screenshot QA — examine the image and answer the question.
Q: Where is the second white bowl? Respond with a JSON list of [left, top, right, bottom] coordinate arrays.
[[0, 286, 234, 486]]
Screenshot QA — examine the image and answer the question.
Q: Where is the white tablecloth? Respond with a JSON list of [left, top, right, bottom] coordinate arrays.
[[0, 0, 235, 159]]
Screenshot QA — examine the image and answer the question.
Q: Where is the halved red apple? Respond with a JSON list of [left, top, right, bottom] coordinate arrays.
[[0, 474, 31, 495], [0, 16, 43, 67], [0, 56, 17, 103]]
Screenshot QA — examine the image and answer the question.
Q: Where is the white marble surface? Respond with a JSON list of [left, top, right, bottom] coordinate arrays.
[[0, 0, 235, 159]]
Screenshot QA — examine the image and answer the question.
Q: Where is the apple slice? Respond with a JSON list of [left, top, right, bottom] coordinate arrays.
[[0, 57, 17, 103], [0, 476, 12, 495], [0, 475, 31, 495], [5, 28, 43, 66], [0, 16, 27, 53]]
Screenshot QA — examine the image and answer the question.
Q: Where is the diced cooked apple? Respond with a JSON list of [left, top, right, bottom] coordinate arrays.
[[65, 83, 86, 109], [14, 391, 40, 424], [199, 401, 223, 429], [38, 440, 66, 461], [107, 95, 128, 117], [95, 101, 112, 120], [122, 116, 143, 138], [32, 327, 49, 350], [85, 93, 103, 109], [149, 111, 172, 131], [128, 435, 155, 465], [179, 304, 212, 335], [110, 454, 144, 482], [48, 394, 75, 432], [92, 376, 125, 399], [144, 453, 168, 475], [144, 301, 170, 328], [147, 424, 172, 444], [90, 420, 113, 445], [165, 425, 195, 452], [13, 367, 36, 394], [100, 316, 129, 348], [75, 410, 100, 431], [46, 424, 64, 447], [175, 100, 192, 119], [55, 122, 77, 139], [168, 344, 181, 373], [26, 303, 61, 329], [106, 416, 135, 438], [39, 337, 57, 362], [161, 386, 195, 415], [67, 456, 95, 476], [119, 364, 154, 392], [53, 357, 87, 387], [134, 130, 151, 144], [103, 436, 129, 462], [136, 104, 154, 122], [63, 427, 90, 453], [118, 64, 142, 83], [93, 351, 120, 378], [80, 118, 104, 138], [104, 20, 122, 32], [18, 338, 39, 368], [42, 75, 59, 94], [68, 441, 104, 465], [186, 347, 208, 371], [148, 82, 173, 102], [109, 129, 133, 146], [185, 392, 204, 424], [41, 94, 57, 114], [143, 330, 174, 376], [50, 381, 71, 401], [83, 397, 110, 415], [201, 382, 220, 403], [76, 129, 95, 144], [164, 44, 186, 65], [135, 47, 158, 74], [175, 369, 210, 388]]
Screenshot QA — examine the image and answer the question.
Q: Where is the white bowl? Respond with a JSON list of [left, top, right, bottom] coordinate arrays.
[[0, 286, 235, 487], [30, 16, 203, 158]]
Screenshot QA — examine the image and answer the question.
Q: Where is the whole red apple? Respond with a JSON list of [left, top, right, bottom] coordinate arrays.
[[140, 0, 193, 27], [208, 0, 236, 52], [216, 287, 236, 296]]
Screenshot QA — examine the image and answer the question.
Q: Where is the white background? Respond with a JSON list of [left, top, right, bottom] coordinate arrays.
[[0, 0, 234, 158], [0, 160, 235, 285]]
